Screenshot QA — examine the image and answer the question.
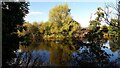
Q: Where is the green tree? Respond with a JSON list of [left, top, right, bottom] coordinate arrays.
[[48, 4, 72, 37], [18, 22, 41, 44], [87, 7, 109, 43], [49, 4, 72, 24], [89, 7, 104, 29], [2, 2, 29, 67], [103, 1, 120, 46], [48, 4, 80, 40]]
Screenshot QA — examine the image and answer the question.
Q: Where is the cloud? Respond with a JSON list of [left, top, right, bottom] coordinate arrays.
[[27, 11, 44, 16], [24, 11, 45, 23]]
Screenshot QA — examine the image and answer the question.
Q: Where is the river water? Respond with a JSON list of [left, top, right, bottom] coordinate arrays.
[[10, 40, 120, 67]]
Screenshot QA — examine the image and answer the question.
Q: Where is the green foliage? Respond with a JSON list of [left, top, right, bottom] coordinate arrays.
[[17, 22, 41, 44], [49, 4, 72, 24], [18, 4, 81, 42], [43, 4, 80, 41], [2, 2, 29, 66], [89, 20, 101, 29], [88, 7, 110, 43], [88, 6, 120, 47]]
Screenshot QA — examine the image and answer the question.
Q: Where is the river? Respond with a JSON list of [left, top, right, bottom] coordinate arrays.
[[9, 40, 120, 67]]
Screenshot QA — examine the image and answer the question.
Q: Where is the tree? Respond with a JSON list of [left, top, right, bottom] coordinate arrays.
[[48, 4, 72, 35], [39, 4, 81, 41], [104, 1, 120, 46], [89, 7, 104, 29], [2, 2, 29, 67], [88, 1, 120, 46], [17, 22, 42, 44], [17, 4, 81, 42], [49, 4, 72, 24], [87, 7, 111, 44]]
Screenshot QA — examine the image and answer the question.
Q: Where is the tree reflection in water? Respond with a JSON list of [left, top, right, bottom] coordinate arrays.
[[71, 39, 120, 67], [9, 50, 50, 67], [8, 40, 120, 67]]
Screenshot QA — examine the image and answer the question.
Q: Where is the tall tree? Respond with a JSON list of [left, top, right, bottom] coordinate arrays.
[[49, 4, 72, 24], [48, 4, 80, 40], [104, 1, 120, 46], [2, 2, 29, 67]]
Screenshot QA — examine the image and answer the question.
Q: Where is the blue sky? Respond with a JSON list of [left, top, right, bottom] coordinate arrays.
[[24, 2, 115, 27]]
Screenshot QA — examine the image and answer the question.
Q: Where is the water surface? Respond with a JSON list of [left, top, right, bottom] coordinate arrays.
[[11, 40, 120, 67]]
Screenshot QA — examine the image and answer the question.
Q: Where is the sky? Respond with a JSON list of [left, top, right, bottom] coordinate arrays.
[[24, 1, 116, 27]]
